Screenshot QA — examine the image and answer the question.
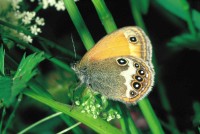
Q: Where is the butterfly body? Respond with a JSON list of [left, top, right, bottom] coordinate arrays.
[[73, 26, 154, 104]]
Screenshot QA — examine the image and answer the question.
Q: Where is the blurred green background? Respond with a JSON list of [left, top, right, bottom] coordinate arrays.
[[0, 0, 200, 133]]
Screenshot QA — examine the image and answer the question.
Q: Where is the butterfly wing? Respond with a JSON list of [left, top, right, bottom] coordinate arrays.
[[86, 56, 154, 103], [79, 26, 152, 67]]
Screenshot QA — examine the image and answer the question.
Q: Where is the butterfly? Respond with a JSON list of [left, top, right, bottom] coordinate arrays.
[[72, 26, 154, 104]]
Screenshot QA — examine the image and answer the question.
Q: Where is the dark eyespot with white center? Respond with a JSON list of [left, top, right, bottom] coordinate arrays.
[[138, 69, 145, 75], [134, 63, 140, 68], [130, 90, 136, 96], [116, 58, 128, 66], [135, 76, 143, 82], [129, 36, 137, 43], [133, 82, 141, 90]]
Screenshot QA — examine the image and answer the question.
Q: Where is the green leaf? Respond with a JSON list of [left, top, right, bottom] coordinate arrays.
[[24, 89, 122, 134], [6, 52, 45, 106], [0, 46, 5, 76], [192, 10, 200, 31], [167, 33, 200, 51], [157, 1, 198, 35], [0, 76, 12, 107], [154, 0, 190, 20], [28, 80, 53, 99]]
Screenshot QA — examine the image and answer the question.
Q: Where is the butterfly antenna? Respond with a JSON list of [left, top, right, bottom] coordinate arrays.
[[71, 34, 77, 60]]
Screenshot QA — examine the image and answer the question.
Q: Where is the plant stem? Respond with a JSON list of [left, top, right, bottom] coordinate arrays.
[[91, 0, 117, 34], [130, 0, 165, 133], [130, 0, 147, 33], [24, 89, 122, 134], [18, 112, 62, 134], [56, 122, 81, 134], [63, 0, 95, 50], [60, 115, 83, 134], [130, 0, 181, 132], [92, 1, 140, 133], [138, 98, 164, 134], [34, 4, 43, 12], [0, 20, 78, 59], [126, 109, 139, 134], [2, 94, 22, 134], [0, 107, 6, 133], [0, 46, 5, 75], [38, 37, 81, 59], [117, 104, 139, 134], [2, 34, 74, 74]]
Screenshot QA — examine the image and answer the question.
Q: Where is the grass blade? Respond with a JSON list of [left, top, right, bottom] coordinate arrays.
[[91, 0, 117, 33], [138, 98, 164, 134], [63, 0, 95, 50], [56, 122, 81, 134], [24, 89, 122, 134], [0, 46, 5, 76], [18, 112, 63, 134]]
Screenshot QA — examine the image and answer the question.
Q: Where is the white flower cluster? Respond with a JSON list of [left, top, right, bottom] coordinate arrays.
[[0, 0, 46, 44], [21, 12, 45, 35], [18, 10, 45, 43], [80, 95, 103, 119], [11, 0, 22, 10], [75, 90, 121, 122], [1, 0, 78, 44], [30, 0, 78, 11], [19, 33, 33, 43], [106, 110, 121, 122]]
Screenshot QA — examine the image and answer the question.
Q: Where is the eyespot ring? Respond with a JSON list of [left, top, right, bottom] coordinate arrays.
[[130, 90, 136, 97], [138, 69, 145, 75], [116, 58, 128, 66], [134, 63, 140, 68], [135, 75, 143, 82], [132, 82, 142, 90], [129, 36, 137, 43]]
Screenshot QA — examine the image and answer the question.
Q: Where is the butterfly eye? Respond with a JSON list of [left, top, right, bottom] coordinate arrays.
[[116, 58, 128, 66], [129, 36, 137, 43]]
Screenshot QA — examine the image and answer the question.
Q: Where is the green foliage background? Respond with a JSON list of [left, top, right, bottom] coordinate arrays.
[[0, 0, 200, 133]]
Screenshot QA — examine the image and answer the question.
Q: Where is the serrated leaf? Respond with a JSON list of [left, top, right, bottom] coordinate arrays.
[[0, 76, 12, 107], [5, 52, 45, 106], [167, 33, 200, 51], [192, 10, 200, 31], [0, 46, 5, 76]]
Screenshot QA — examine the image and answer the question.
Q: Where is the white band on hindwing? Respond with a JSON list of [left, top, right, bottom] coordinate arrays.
[[120, 58, 136, 98]]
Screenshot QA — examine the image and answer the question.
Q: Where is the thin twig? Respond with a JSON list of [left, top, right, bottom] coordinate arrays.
[[56, 122, 81, 134], [18, 112, 62, 134]]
